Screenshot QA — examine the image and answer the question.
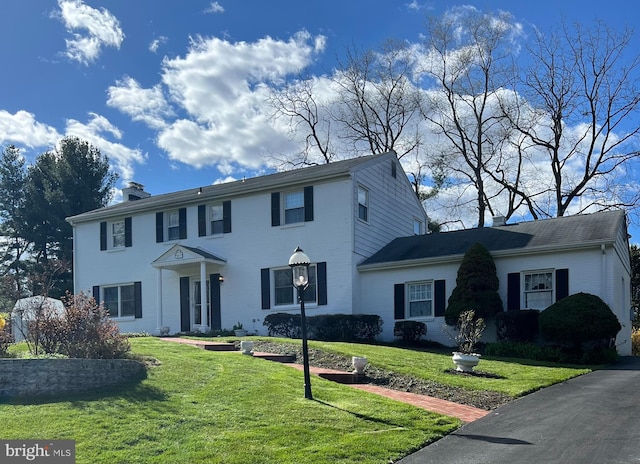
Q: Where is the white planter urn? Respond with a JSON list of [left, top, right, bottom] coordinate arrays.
[[452, 352, 480, 372], [234, 329, 248, 337], [352, 356, 368, 374], [159, 326, 170, 336], [240, 340, 254, 355]]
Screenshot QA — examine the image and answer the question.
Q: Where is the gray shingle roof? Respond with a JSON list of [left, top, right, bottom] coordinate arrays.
[[68, 151, 396, 224], [359, 210, 626, 268]]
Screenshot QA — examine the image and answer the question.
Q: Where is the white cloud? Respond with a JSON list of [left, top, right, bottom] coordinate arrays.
[[65, 113, 146, 181], [152, 30, 326, 169], [149, 36, 168, 54], [56, 0, 125, 65], [107, 77, 174, 129], [204, 2, 225, 14], [0, 110, 61, 149]]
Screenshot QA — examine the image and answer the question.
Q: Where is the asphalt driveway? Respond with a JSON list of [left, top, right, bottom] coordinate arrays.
[[398, 356, 640, 464]]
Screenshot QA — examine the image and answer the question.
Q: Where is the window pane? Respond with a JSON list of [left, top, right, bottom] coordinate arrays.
[[358, 187, 368, 221], [103, 287, 119, 317], [210, 205, 223, 221], [211, 220, 224, 235], [285, 208, 304, 224], [285, 192, 304, 209], [303, 266, 317, 303], [120, 285, 135, 317], [167, 211, 179, 227], [275, 269, 293, 305], [409, 300, 431, 317]]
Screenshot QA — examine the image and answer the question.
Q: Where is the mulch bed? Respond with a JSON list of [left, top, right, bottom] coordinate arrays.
[[249, 341, 512, 410]]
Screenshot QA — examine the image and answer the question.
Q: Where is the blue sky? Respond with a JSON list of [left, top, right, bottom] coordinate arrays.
[[1, 1, 638, 237]]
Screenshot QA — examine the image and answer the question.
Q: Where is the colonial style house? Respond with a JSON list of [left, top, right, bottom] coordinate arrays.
[[67, 152, 633, 355], [67, 152, 428, 337], [357, 209, 633, 355]]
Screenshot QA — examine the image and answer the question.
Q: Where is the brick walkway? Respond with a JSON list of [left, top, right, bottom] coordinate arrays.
[[160, 338, 489, 423], [287, 363, 489, 423]]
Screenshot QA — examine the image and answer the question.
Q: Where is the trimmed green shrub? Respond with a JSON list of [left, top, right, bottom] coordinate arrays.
[[309, 314, 383, 342], [393, 321, 427, 345], [263, 313, 301, 338], [496, 310, 540, 342], [539, 292, 621, 350], [263, 313, 383, 342], [484, 341, 570, 363], [445, 242, 503, 325]]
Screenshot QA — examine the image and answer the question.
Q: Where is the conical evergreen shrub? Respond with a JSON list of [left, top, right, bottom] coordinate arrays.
[[445, 242, 503, 325]]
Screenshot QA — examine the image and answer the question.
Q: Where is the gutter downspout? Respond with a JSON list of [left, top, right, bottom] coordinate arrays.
[[601, 244, 607, 300]]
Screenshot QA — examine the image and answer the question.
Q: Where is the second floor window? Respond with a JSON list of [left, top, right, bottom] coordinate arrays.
[[167, 211, 180, 241], [111, 221, 125, 248], [210, 204, 224, 235], [284, 191, 304, 224], [358, 186, 369, 222]]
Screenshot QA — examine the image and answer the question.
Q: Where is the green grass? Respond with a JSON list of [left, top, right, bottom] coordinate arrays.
[[0, 338, 460, 464], [219, 337, 591, 397]]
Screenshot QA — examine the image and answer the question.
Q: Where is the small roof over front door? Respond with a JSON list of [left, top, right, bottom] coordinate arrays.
[[151, 244, 227, 271]]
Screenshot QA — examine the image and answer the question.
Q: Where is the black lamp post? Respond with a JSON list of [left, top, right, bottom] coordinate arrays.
[[289, 246, 313, 400]]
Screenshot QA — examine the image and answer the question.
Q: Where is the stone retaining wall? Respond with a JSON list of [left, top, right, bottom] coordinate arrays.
[[0, 358, 146, 399]]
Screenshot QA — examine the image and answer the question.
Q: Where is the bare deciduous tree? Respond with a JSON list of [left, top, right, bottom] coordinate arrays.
[[505, 20, 640, 218], [420, 7, 522, 227]]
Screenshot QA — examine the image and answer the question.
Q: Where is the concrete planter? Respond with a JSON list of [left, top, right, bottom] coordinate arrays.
[[452, 352, 480, 372], [240, 340, 254, 355], [352, 356, 368, 374]]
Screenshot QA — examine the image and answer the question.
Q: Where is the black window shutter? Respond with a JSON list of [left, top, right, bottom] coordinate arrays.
[[304, 186, 314, 222], [223, 200, 232, 233], [178, 207, 187, 239], [124, 217, 132, 247], [198, 205, 206, 237], [271, 192, 280, 226], [394, 284, 405, 319], [507, 273, 521, 311], [155, 212, 164, 243], [556, 268, 569, 301], [134, 281, 142, 319], [261, 268, 271, 309], [317, 262, 327, 305], [180, 277, 190, 332], [92, 285, 100, 303], [100, 222, 107, 250], [434, 280, 446, 317], [210, 274, 222, 330]]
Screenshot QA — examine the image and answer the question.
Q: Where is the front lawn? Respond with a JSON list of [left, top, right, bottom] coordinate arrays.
[[0, 338, 460, 464]]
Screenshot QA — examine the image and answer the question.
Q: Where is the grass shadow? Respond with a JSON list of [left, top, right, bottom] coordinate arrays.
[[315, 399, 408, 429]]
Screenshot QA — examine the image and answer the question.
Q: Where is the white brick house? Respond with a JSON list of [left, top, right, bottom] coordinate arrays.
[[67, 152, 632, 355], [67, 152, 427, 336], [357, 210, 633, 355]]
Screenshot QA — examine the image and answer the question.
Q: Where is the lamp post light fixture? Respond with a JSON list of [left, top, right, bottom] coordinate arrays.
[[289, 246, 313, 400]]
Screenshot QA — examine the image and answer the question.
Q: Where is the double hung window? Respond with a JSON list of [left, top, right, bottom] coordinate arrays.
[[274, 266, 317, 306], [103, 284, 136, 318], [167, 211, 180, 241], [408, 282, 432, 317], [284, 191, 304, 224], [524, 271, 553, 309]]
